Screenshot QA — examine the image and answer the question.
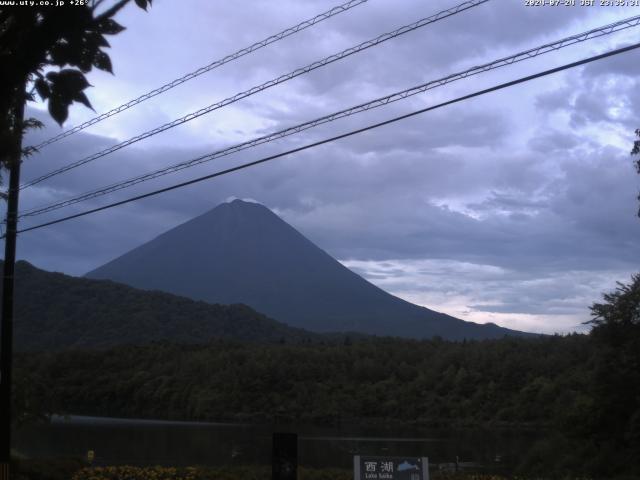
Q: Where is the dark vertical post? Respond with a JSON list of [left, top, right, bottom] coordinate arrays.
[[421, 457, 430, 480], [272, 432, 297, 480], [0, 92, 24, 480]]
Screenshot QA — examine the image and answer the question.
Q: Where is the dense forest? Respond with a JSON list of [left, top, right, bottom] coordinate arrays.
[[13, 327, 640, 478], [9, 270, 640, 478], [14, 336, 587, 426], [4, 261, 321, 350]]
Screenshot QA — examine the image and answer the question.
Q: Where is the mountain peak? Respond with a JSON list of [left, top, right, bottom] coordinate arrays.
[[223, 198, 265, 209], [201, 198, 279, 223], [87, 201, 530, 340], [228, 197, 254, 205]]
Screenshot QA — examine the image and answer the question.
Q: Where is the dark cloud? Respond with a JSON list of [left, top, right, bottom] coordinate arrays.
[[17, 105, 639, 277], [582, 42, 640, 78], [534, 48, 639, 131], [528, 130, 581, 153]]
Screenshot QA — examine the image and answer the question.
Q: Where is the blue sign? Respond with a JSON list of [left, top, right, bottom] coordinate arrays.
[[354, 456, 429, 480]]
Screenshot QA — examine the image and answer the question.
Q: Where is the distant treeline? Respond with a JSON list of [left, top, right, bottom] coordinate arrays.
[[15, 335, 588, 427]]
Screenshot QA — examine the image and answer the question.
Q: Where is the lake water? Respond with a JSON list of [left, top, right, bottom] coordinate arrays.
[[14, 415, 541, 470]]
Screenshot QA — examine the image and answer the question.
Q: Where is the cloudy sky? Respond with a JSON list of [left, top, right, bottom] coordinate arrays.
[[11, 0, 640, 334]]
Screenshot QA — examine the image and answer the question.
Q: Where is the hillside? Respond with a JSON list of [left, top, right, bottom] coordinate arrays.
[[87, 199, 530, 340], [4, 260, 318, 351]]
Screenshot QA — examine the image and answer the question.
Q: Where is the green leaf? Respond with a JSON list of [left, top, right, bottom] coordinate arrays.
[[93, 50, 113, 73], [48, 98, 68, 126], [92, 32, 110, 48], [45, 69, 94, 122], [73, 91, 94, 111], [34, 79, 51, 100], [55, 69, 90, 94], [48, 43, 71, 67], [77, 49, 94, 73], [134, 0, 149, 10], [98, 18, 125, 35]]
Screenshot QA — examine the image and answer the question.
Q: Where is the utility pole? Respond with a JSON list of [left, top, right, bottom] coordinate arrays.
[[0, 4, 151, 476], [272, 433, 298, 480], [0, 85, 25, 480]]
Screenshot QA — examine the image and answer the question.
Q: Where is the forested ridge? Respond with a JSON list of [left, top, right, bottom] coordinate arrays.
[[4, 260, 321, 350]]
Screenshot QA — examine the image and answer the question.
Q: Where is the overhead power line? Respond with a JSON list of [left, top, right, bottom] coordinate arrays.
[[19, 13, 640, 219], [28, 0, 370, 151], [13, 41, 640, 237], [21, 0, 490, 189]]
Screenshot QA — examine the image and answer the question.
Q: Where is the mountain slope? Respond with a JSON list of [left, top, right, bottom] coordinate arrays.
[[86, 199, 529, 340], [5, 260, 318, 351]]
